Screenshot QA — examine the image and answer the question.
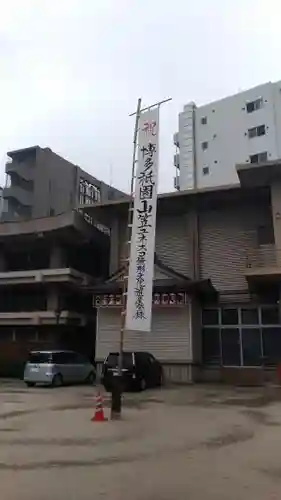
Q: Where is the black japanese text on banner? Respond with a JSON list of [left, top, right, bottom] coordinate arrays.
[[125, 107, 159, 332]]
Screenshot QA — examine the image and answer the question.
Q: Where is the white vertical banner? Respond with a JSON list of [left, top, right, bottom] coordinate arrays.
[[125, 107, 160, 332]]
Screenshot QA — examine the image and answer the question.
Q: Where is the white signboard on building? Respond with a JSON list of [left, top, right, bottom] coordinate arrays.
[[125, 107, 159, 332]]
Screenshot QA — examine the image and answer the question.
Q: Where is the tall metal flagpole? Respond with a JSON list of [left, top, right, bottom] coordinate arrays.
[[110, 98, 142, 420], [110, 97, 172, 420], [119, 97, 142, 373]]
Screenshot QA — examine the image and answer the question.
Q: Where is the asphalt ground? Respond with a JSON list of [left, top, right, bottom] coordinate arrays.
[[1, 380, 281, 499]]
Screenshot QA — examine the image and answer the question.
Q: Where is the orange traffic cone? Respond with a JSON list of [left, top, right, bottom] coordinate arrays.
[[91, 391, 108, 422]]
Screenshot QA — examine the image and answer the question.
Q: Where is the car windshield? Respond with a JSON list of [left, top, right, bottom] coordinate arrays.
[[28, 352, 53, 364], [106, 352, 133, 368]]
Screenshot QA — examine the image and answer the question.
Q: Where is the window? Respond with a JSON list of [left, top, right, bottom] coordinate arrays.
[[250, 152, 268, 164], [106, 352, 133, 368], [261, 306, 279, 325], [202, 166, 209, 176], [248, 124, 266, 139], [201, 116, 207, 125], [202, 305, 281, 367], [246, 98, 263, 113], [202, 141, 208, 150], [257, 125, 266, 136], [221, 328, 241, 366], [250, 155, 259, 163], [221, 308, 238, 325], [202, 328, 220, 365], [202, 309, 219, 325], [259, 152, 268, 162], [147, 354, 156, 364], [28, 352, 52, 364], [5, 174, 11, 188], [241, 329, 262, 366], [257, 224, 274, 245], [262, 327, 281, 365], [248, 127, 256, 139], [79, 178, 101, 205], [241, 308, 259, 325], [52, 352, 66, 364], [75, 353, 88, 364], [0, 328, 14, 342]]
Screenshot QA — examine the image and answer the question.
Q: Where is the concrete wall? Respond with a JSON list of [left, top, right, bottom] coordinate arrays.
[[176, 81, 281, 190], [113, 212, 194, 277], [4, 147, 127, 221], [78, 167, 127, 204], [32, 148, 76, 217], [108, 188, 273, 295], [199, 196, 272, 292], [0, 323, 96, 378], [178, 103, 196, 190], [155, 214, 193, 276], [0, 328, 60, 377]]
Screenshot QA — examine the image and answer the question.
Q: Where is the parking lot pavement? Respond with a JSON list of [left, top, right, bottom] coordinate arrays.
[[1, 382, 281, 499]]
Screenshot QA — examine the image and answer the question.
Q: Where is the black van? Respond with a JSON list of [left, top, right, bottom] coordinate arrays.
[[101, 351, 163, 391]]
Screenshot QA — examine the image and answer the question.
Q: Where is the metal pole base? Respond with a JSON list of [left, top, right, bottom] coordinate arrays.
[[110, 375, 122, 420], [111, 409, 121, 420]]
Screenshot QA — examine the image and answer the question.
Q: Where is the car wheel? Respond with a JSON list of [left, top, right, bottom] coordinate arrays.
[[139, 378, 146, 391], [86, 371, 95, 385], [26, 382, 35, 388], [52, 374, 63, 387]]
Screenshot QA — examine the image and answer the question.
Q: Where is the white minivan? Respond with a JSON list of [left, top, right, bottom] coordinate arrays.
[[24, 350, 96, 387]]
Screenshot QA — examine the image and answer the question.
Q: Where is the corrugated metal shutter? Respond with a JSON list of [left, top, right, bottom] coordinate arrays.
[[155, 215, 191, 276], [96, 307, 191, 363], [219, 291, 252, 303], [154, 266, 173, 280], [118, 214, 191, 276], [96, 308, 120, 361], [199, 204, 268, 292]]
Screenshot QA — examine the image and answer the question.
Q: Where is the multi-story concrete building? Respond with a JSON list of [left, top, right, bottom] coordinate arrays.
[[0, 211, 110, 376], [2, 146, 127, 221], [81, 161, 281, 385], [174, 81, 281, 191]]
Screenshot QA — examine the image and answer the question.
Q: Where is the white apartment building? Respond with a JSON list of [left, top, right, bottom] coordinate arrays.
[[174, 81, 281, 190]]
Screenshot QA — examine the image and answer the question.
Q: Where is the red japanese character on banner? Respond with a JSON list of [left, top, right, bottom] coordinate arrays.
[[142, 121, 157, 136]]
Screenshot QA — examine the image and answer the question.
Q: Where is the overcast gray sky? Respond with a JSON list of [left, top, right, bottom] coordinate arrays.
[[1, 0, 280, 193]]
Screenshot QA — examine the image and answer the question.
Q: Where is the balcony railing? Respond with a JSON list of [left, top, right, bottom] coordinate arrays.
[[246, 246, 279, 269], [3, 185, 33, 207], [5, 160, 34, 181]]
